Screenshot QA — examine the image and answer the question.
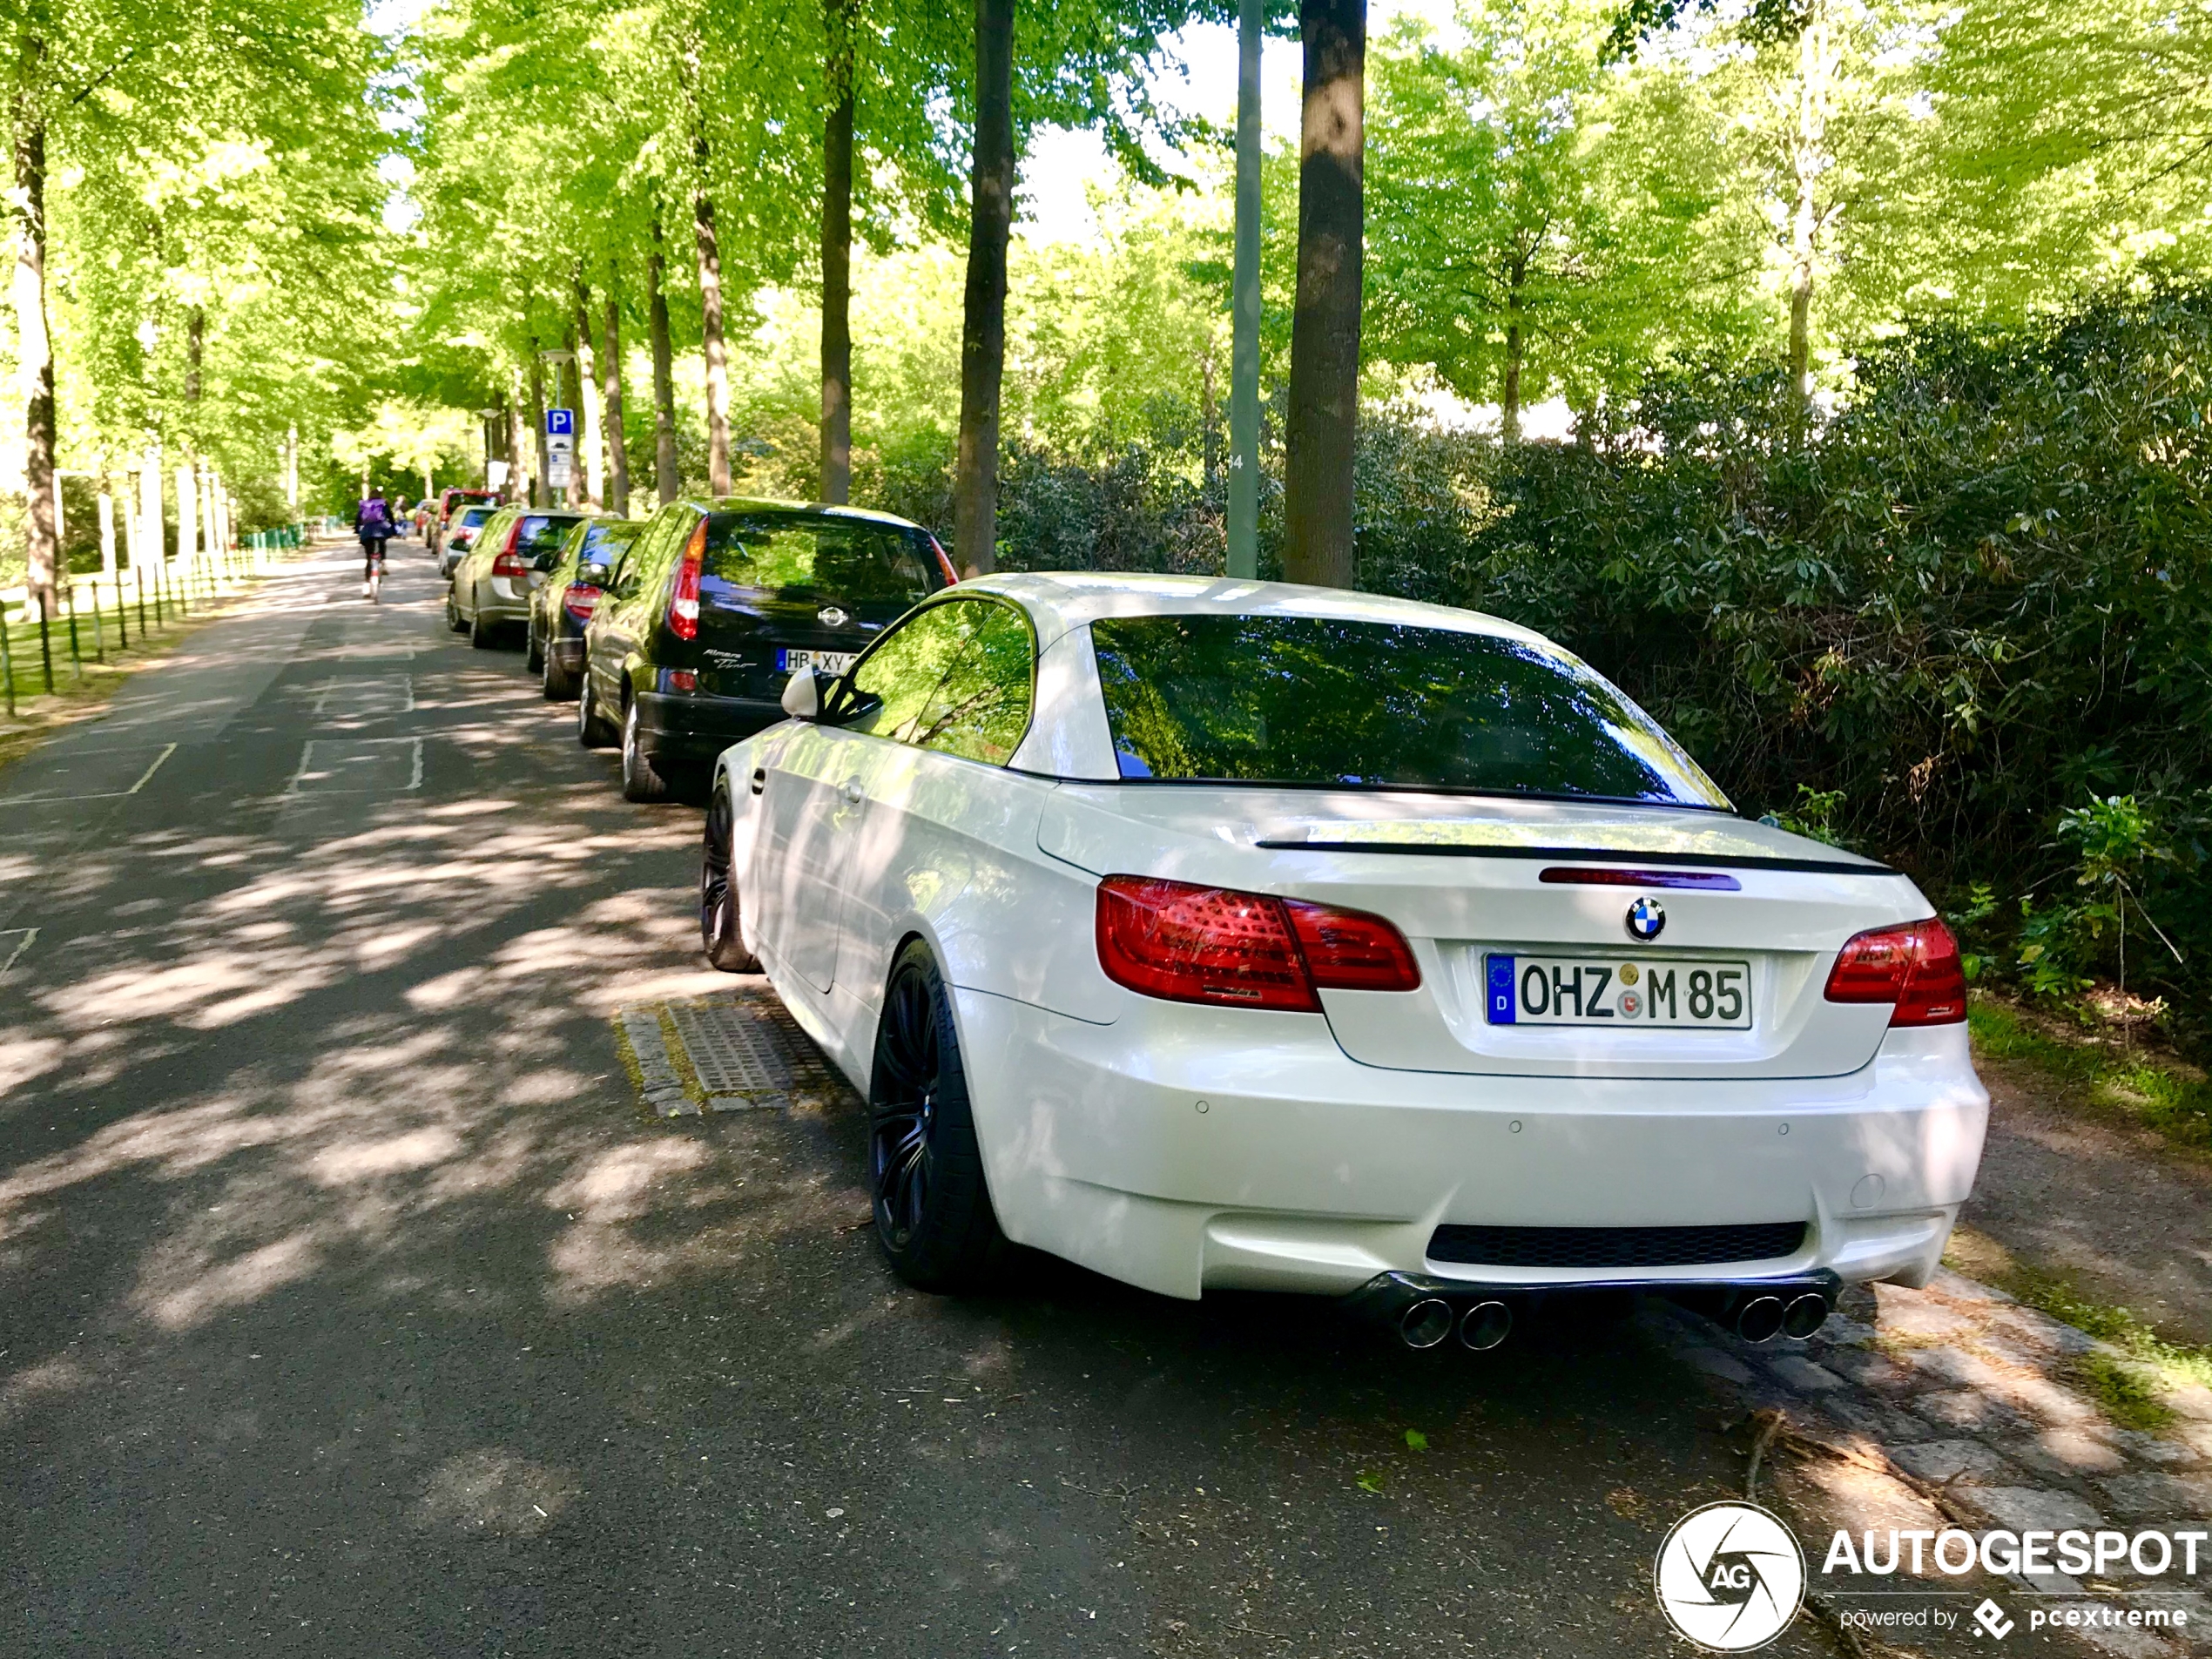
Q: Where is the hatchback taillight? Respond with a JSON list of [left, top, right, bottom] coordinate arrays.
[[1823, 918, 1966, 1025], [1096, 876, 1420, 1012], [491, 551, 527, 578], [563, 584, 600, 621], [668, 519, 705, 641]]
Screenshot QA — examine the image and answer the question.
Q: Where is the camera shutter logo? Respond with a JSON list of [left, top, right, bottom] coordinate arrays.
[[1626, 896, 1667, 942], [1654, 1501, 1804, 1651]]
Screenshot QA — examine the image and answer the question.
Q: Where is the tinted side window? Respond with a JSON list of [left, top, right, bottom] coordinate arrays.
[[845, 604, 972, 744], [842, 599, 1033, 765], [914, 603, 1033, 765]]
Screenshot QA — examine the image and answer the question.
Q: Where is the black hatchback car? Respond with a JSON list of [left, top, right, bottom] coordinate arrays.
[[577, 497, 955, 802]]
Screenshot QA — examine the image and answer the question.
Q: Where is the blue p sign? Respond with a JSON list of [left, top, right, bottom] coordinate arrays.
[[545, 408, 575, 436]]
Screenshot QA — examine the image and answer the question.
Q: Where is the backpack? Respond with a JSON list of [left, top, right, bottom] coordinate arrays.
[[362, 497, 391, 529]]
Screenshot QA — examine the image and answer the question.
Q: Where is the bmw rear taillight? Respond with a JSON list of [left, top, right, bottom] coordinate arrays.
[[668, 519, 705, 641], [563, 584, 600, 621], [1096, 877, 1420, 1012], [1823, 918, 1966, 1025]]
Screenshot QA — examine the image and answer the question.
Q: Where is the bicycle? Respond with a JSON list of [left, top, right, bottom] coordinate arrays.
[[362, 539, 389, 602]]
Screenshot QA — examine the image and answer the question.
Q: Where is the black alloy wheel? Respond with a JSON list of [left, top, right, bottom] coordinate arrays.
[[446, 589, 467, 633], [867, 942, 1006, 1291], [620, 697, 672, 803], [698, 785, 759, 972], [524, 620, 544, 674], [541, 634, 577, 701], [469, 600, 493, 650]]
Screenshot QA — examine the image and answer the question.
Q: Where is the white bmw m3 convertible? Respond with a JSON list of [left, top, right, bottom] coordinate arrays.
[[698, 574, 1986, 1350]]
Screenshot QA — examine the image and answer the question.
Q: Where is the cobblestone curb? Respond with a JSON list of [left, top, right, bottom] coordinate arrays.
[[1645, 1269, 2212, 1656]]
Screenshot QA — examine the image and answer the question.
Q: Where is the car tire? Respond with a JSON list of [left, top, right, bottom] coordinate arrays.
[[620, 696, 672, 803], [542, 641, 577, 701], [525, 622, 544, 674], [868, 941, 1007, 1292], [577, 674, 618, 748], [698, 785, 760, 973], [469, 603, 493, 650], [446, 589, 467, 633]]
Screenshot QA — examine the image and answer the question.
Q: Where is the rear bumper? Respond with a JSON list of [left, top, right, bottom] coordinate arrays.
[[950, 989, 1987, 1301], [634, 691, 786, 765]]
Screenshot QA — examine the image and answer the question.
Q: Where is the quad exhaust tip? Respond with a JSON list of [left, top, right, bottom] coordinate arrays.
[[1399, 1298, 1456, 1350], [1736, 1291, 1832, 1344], [1459, 1299, 1512, 1352]]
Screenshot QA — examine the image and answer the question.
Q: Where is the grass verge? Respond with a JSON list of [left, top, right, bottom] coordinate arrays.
[[1969, 995, 2212, 1157], [1946, 1224, 2212, 1433]]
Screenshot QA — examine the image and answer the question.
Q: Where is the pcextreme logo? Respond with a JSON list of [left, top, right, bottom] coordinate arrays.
[[1655, 1501, 1807, 1651]]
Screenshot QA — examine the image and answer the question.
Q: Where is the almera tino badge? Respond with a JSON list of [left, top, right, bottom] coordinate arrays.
[[1626, 896, 1667, 943]]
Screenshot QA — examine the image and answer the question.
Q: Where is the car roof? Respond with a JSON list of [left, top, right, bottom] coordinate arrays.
[[662, 494, 927, 533], [954, 571, 1551, 653]]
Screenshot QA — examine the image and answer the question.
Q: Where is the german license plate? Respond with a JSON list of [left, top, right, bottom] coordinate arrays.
[[1484, 954, 1752, 1028], [777, 648, 855, 678]]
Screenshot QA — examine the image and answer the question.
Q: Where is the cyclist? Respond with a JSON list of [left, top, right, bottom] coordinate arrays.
[[354, 488, 396, 599]]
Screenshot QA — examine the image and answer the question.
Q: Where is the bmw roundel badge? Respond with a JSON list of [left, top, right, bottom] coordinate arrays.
[[1626, 896, 1667, 942]]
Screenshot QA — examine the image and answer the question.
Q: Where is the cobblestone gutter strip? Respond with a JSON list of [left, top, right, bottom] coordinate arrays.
[[1646, 1270, 2212, 1656], [615, 1007, 697, 1118]]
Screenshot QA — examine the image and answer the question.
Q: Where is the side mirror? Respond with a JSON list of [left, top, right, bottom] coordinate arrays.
[[578, 562, 612, 586], [781, 666, 823, 720]]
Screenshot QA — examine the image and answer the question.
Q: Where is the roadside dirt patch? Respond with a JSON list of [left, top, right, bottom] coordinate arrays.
[[1958, 1055, 2212, 1345]]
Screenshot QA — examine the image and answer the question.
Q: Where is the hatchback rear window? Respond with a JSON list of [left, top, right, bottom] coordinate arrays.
[[1089, 614, 1729, 808], [702, 513, 936, 604], [456, 507, 493, 528], [516, 515, 582, 563]]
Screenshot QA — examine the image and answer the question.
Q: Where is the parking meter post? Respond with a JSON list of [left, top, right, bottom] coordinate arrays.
[[66, 586, 84, 679], [38, 603, 54, 693], [152, 563, 164, 626], [0, 601, 15, 718], [86, 577, 105, 664], [114, 573, 127, 651]]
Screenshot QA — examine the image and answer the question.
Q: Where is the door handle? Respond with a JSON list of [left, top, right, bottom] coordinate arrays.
[[840, 779, 865, 806], [751, 767, 765, 796]]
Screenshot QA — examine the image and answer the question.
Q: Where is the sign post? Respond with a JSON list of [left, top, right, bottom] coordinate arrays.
[[545, 408, 577, 496]]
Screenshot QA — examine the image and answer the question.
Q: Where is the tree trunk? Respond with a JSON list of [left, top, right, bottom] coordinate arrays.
[[10, 44, 56, 619], [601, 262, 631, 517], [185, 306, 203, 408], [1787, 0, 1835, 441], [648, 218, 680, 505], [1501, 263, 1523, 446], [570, 280, 606, 509], [693, 139, 733, 495], [529, 338, 548, 507], [819, 0, 856, 505], [954, 0, 1015, 577], [1225, 0, 1264, 579], [1282, 0, 1365, 590]]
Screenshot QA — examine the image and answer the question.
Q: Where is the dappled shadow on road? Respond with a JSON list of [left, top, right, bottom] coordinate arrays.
[[0, 555, 1758, 1659]]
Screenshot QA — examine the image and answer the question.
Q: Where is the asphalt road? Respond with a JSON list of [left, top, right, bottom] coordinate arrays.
[[0, 542, 1837, 1657]]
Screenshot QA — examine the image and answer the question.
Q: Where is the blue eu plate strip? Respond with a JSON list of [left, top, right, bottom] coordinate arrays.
[[1486, 954, 1516, 1024], [774, 649, 790, 672]]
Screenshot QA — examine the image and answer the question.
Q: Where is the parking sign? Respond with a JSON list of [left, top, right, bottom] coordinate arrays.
[[545, 408, 575, 436]]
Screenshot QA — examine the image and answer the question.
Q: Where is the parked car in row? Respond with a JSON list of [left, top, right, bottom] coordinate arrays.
[[446, 505, 595, 647], [574, 496, 956, 804], [529, 517, 643, 701], [428, 487, 499, 561], [435, 502, 498, 578], [695, 574, 1988, 1348]]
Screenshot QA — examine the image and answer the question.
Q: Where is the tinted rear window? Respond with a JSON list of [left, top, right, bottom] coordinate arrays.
[[702, 513, 936, 605], [517, 515, 581, 555], [1089, 614, 1728, 808], [456, 508, 493, 528]]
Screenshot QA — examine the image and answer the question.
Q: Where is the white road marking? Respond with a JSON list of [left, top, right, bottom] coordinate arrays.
[[283, 737, 424, 797], [0, 927, 37, 977], [125, 743, 178, 794], [311, 676, 415, 718]]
